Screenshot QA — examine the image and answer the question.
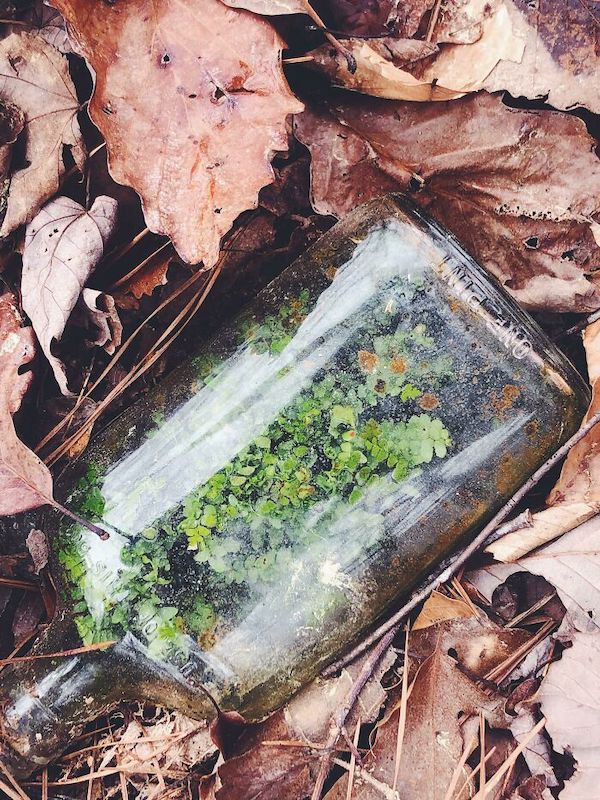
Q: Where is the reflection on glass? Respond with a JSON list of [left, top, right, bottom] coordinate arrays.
[[0, 197, 589, 776]]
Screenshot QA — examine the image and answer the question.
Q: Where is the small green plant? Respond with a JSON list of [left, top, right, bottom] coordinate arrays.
[[58, 282, 453, 654]]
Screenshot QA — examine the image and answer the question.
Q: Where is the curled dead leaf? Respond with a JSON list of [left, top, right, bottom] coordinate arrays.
[[309, 40, 462, 101], [22, 195, 118, 395], [53, 0, 303, 266], [219, 0, 311, 13], [0, 292, 53, 516], [0, 31, 85, 236], [79, 288, 123, 355]]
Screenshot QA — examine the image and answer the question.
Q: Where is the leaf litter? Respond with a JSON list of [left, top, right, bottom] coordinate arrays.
[[0, 1, 599, 798]]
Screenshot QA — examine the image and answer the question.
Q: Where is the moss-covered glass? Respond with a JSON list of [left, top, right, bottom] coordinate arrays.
[[0, 196, 589, 776]]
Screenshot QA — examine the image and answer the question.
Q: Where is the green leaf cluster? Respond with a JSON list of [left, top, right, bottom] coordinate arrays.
[[57, 283, 453, 658]]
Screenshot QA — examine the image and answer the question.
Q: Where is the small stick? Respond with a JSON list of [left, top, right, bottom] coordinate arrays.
[[483, 508, 533, 547], [553, 308, 600, 340], [426, 0, 444, 41], [322, 409, 600, 677], [283, 55, 315, 64], [0, 639, 115, 666], [311, 624, 397, 799], [300, 1, 357, 72]]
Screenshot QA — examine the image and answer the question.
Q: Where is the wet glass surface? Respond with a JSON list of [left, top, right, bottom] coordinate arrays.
[[0, 197, 589, 775]]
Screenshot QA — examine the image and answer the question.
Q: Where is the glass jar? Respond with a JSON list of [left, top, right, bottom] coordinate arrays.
[[0, 196, 589, 776]]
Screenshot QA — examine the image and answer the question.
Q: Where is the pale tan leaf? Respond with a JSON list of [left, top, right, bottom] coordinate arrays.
[[80, 288, 123, 355], [485, 503, 600, 562], [310, 40, 462, 101], [548, 320, 600, 506], [539, 632, 600, 799], [0, 31, 85, 236], [419, 1, 526, 94], [22, 195, 118, 395], [413, 589, 475, 629], [0, 292, 53, 516], [294, 92, 600, 312], [220, 0, 310, 13], [483, 0, 600, 113], [53, 0, 303, 266], [510, 707, 557, 788]]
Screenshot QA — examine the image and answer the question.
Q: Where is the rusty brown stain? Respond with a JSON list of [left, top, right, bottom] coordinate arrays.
[[390, 356, 407, 375], [418, 392, 440, 410], [490, 383, 522, 416], [358, 350, 379, 372]]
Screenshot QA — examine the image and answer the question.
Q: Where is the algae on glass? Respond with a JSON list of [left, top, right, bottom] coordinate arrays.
[[0, 196, 589, 776]]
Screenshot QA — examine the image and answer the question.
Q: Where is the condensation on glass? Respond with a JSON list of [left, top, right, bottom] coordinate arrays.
[[0, 196, 589, 776]]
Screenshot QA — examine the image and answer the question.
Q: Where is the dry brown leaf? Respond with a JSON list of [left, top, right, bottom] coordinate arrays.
[[80, 288, 123, 355], [482, 0, 600, 113], [310, 40, 462, 101], [53, 0, 303, 266], [22, 195, 118, 395], [473, 515, 600, 634], [538, 632, 600, 799], [0, 31, 85, 237], [216, 648, 396, 800], [325, 643, 505, 800], [412, 589, 475, 629], [485, 503, 600, 562], [0, 292, 53, 516], [410, 616, 531, 680], [113, 251, 173, 308], [220, 0, 310, 13], [294, 92, 600, 312], [25, 528, 48, 574], [548, 320, 600, 506]]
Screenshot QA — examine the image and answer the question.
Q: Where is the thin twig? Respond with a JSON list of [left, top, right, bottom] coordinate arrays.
[[553, 308, 600, 340], [426, 0, 444, 41], [0, 639, 115, 666], [311, 625, 398, 799], [322, 408, 600, 679], [300, 0, 357, 72], [483, 509, 533, 547], [392, 624, 410, 792], [345, 716, 361, 800], [283, 55, 315, 64], [332, 758, 400, 800]]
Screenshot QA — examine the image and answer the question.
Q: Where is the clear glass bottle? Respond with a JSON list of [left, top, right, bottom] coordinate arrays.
[[0, 196, 589, 776]]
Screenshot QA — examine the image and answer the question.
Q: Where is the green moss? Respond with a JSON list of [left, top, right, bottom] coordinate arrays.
[[58, 282, 453, 656]]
